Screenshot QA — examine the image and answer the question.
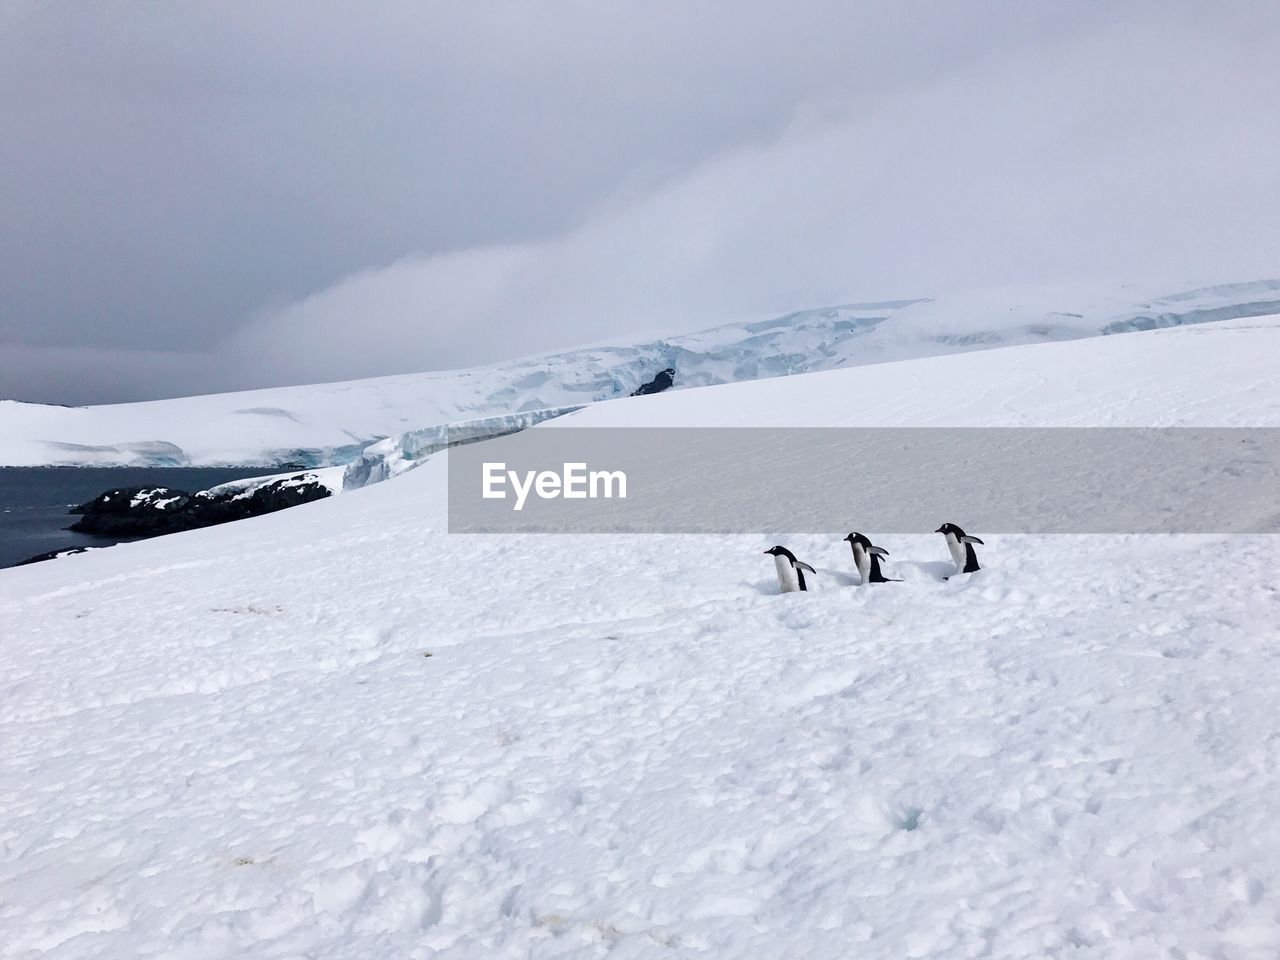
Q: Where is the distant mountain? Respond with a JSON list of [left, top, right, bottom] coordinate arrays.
[[2, 278, 1277, 468]]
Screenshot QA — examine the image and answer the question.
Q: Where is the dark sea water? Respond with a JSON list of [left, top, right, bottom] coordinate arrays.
[[0, 466, 280, 568]]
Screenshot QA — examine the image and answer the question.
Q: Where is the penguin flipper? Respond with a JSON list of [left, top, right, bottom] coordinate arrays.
[[867, 555, 898, 583], [869, 546, 889, 557], [794, 561, 816, 574], [960, 535, 984, 545]]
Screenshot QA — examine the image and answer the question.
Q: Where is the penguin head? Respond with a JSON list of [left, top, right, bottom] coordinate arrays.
[[843, 532, 871, 549], [764, 545, 796, 562], [935, 522, 964, 536]]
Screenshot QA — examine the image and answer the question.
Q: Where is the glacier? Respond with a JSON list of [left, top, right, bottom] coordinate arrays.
[[2, 278, 1279, 470], [341, 405, 584, 491]]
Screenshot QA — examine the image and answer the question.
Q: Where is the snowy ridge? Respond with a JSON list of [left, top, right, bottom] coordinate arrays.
[[3, 317, 1280, 958], [2, 278, 1278, 468], [203, 467, 347, 499]]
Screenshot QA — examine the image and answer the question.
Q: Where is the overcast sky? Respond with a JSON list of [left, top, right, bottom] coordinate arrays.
[[2, 1, 1278, 404]]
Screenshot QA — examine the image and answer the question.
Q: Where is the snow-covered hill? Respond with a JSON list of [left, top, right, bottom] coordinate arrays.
[[4, 317, 1280, 958], [3, 278, 1278, 467]]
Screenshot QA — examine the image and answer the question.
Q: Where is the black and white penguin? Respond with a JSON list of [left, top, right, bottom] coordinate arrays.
[[936, 522, 984, 575], [842, 532, 900, 584], [763, 545, 816, 593]]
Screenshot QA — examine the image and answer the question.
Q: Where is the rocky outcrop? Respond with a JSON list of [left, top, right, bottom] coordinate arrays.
[[631, 368, 675, 397], [69, 474, 332, 537], [14, 546, 95, 566]]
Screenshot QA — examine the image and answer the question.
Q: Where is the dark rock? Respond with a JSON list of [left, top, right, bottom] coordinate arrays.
[[631, 368, 675, 397], [69, 475, 331, 537], [68, 487, 194, 535], [14, 546, 94, 566]]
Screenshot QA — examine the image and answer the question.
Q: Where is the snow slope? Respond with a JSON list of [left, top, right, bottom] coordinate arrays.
[[3, 318, 1280, 958], [2, 278, 1278, 467]]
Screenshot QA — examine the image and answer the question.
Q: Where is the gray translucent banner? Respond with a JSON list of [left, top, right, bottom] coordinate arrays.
[[446, 428, 1280, 534]]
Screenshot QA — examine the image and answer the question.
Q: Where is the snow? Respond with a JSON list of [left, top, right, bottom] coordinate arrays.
[[548, 315, 1280, 430], [3, 317, 1280, 958], [2, 278, 1278, 468], [124, 489, 187, 511]]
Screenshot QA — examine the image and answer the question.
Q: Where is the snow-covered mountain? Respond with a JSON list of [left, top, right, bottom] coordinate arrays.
[[3, 278, 1278, 468], [3, 316, 1280, 958]]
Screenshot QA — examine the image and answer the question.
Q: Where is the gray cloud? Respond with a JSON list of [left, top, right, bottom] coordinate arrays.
[[2, 1, 1277, 403]]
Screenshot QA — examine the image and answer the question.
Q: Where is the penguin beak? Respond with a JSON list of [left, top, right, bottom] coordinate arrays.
[[934, 526, 945, 533]]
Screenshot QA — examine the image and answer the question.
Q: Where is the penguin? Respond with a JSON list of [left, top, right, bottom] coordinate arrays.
[[763, 545, 816, 593], [936, 522, 984, 575], [842, 532, 900, 584]]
